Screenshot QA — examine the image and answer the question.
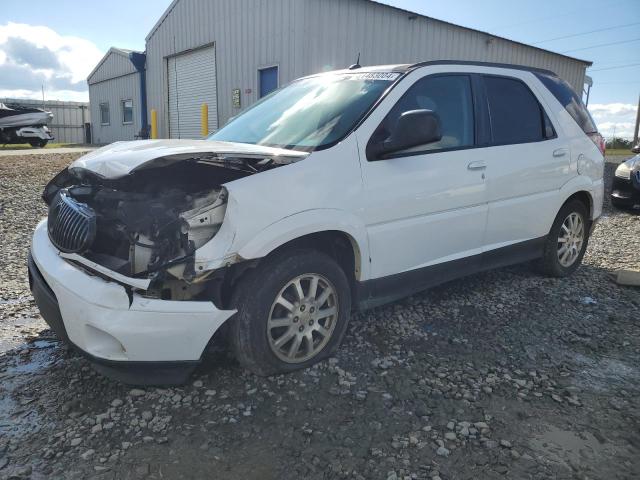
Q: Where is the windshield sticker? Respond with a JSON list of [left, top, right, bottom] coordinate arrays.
[[347, 72, 401, 81]]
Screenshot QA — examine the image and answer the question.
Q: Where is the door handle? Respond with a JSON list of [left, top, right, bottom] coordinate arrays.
[[553, 148, 568, 158], [467, 161, 487, 170]]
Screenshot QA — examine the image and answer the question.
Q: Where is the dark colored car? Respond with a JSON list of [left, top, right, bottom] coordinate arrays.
[[611, 146, 640, 209]]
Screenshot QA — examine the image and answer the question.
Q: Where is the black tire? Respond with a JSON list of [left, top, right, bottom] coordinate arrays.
[[536, 199, 590, 277], [29, 139, 47, 148], [228, 249, 351, 376]]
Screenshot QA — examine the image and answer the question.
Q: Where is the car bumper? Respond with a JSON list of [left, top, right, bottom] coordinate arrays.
[[611, 175, 640, 208], [28, 220, 236, 384]]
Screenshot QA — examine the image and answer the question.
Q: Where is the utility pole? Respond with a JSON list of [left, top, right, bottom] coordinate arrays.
[[633, 92, 640, 147]]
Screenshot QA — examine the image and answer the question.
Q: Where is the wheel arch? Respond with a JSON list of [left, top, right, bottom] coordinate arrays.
[[562, 190, 594, 220], [235, 209, 369, 281]]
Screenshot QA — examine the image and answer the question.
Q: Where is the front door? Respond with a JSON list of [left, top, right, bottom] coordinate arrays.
[[357, 72, 488, 282]]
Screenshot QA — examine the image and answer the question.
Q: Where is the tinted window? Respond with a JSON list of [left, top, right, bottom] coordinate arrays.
[[373, 75, 474, 153], [484, 76, 546, 145], [534, 72, 597, 134]]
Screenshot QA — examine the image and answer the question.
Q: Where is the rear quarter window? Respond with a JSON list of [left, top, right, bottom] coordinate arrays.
[[483, 76, 547, 145], [534, 73, 597, 134]]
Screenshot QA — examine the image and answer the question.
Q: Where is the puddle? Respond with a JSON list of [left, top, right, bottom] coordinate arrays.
[[570, 352, 640, 393], [0, 315, 48, 354], [529, 425, 611, 468], [4, 341, 57, 375], [0, 296, 31, 306], [0, 340, 59, 439]]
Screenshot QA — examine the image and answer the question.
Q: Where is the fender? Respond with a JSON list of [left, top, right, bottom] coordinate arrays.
[[558, 174, 601, 219], [236, 209, 371, 281]]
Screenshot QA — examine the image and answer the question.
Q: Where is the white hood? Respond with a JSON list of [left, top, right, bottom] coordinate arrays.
[[70, 139, 308, 178]]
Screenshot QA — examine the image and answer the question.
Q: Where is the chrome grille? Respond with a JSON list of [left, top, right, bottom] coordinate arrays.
[[47, 191, 96, 253]]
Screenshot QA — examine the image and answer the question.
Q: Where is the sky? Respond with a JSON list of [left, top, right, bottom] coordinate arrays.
[[0, 0, 638, 138]]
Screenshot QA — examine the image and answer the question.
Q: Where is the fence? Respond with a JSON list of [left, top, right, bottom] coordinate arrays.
[[1, 98, 91, 144]]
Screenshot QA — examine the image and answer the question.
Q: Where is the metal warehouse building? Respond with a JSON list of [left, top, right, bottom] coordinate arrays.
[[89, 0, 592, 142], [88, 48, 147, 144]]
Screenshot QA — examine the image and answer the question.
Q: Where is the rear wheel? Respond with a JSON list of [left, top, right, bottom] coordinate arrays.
[[229, 249, 351, 376], [29, 139, 47, 148], [537, 199, 590, 277]]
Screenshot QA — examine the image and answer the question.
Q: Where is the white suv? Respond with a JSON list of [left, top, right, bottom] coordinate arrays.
[[29, 62, 604, 384]]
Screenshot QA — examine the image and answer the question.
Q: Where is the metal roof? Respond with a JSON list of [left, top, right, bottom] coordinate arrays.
[[87, 47, 143, 83]]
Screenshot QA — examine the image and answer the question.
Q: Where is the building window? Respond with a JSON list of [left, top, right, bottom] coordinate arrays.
[[259, 66, 278, 98], [122, 99, 133, 125], [99, 103, 110, 125]]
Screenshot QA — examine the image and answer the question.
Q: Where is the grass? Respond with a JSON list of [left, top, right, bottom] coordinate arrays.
[[607, 148, 636, 156], [0, 142, 73, 150]]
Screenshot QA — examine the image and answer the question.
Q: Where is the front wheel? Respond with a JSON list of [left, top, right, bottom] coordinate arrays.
[[536, 199, 590, 277], [29, 139, 47, 148], [229, 249, 351, 376]]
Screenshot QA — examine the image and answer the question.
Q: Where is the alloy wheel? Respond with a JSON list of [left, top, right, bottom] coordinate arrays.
[[267, 273, 339, 363], [557, 212, 585, 267]]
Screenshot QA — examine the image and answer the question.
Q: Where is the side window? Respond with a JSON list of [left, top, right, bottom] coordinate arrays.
[[534, 72, 597, 134], [483, 76, 547, 145], [372, 75, 474, 155], [99, 103, 110, 126]]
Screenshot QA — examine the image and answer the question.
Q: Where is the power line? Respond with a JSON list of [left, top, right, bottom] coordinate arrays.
[[597, 81, 640, 85], [532, 22, 640, 44], [561, 37, 640, 53], [488, 0, 626, 31], [590, 62, 640, 72]]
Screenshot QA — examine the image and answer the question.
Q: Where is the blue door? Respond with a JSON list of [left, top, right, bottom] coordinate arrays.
[[259, 66, 278, 98]]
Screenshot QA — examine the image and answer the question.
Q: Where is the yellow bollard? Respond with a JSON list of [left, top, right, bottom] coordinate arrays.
[[201, 103, 208, 137], [150, 109, 158, 139]]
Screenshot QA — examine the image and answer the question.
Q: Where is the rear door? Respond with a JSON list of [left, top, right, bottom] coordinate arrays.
[[357, 70, 488, 281], [480, 73, 571, 255]]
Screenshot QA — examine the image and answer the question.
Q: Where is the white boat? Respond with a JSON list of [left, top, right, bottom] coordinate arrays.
[[0, 103, 55, 147]]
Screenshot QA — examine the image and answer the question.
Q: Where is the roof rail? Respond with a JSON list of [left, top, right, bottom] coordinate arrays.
[[407, 60, 558, 77]]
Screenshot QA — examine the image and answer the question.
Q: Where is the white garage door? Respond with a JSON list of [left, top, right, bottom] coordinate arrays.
[[167, 45, 218, 139]]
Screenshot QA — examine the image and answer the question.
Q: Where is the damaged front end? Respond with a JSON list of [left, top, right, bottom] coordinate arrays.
[[42, 151, 290, 301]]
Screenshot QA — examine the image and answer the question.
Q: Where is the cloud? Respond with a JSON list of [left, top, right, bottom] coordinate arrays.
[[3, 36, 61, 70], [588, 103, 637, 139], [0, 22, 104, 101]]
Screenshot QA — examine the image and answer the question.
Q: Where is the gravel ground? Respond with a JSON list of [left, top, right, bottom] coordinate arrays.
[[1, 153, 639, 480]]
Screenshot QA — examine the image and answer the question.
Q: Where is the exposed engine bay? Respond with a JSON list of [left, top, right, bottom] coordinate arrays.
[[42, 153, 288, 300]]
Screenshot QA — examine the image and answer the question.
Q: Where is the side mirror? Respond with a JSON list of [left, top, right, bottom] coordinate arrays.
[[368, 109, 442, 160], [632, 144, 640, 154]]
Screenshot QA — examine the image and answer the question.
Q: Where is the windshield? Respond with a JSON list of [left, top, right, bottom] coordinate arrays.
[[209, 72, 400, 151]]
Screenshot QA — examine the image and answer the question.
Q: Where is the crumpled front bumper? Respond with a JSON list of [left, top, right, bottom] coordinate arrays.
[[28, 220, 236, 384]]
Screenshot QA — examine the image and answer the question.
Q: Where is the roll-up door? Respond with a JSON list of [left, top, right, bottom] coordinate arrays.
[[167, 45, 217, 139]]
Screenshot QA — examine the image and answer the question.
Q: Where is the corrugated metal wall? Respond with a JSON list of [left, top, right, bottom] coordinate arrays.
[[146, 0, 307, 138], [302, 0, 587, 91], [145, 0, 589, 138], [88, 72, 141, 144], [1, 98, 90, 144]]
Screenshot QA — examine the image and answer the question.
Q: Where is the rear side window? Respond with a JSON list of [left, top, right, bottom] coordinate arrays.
[[483, 76, 547, 145], [534, 73, 597, 134]]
